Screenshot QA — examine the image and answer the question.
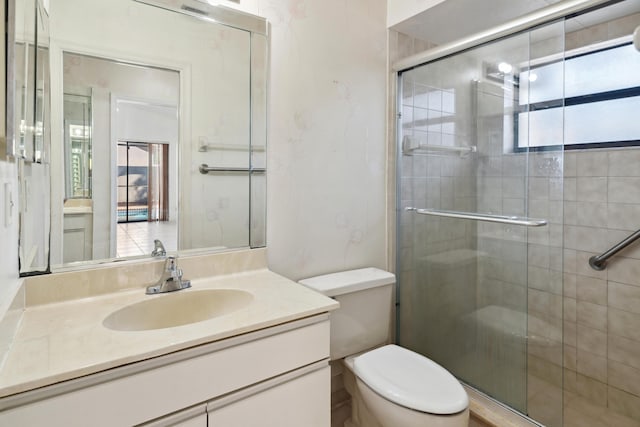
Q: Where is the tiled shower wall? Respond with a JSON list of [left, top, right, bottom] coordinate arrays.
[[562, 148, 640, 427]]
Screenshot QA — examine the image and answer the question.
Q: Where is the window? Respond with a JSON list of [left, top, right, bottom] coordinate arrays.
[[516, 41, 640, 150]]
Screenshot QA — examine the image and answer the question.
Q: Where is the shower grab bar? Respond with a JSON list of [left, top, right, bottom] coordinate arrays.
[[589, 228, 640, 271], [199, 164, 266, 174], [405, 207, 547, 227]]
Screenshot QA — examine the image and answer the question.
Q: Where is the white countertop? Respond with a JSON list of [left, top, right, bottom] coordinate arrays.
[[0, 269, 338, 398]]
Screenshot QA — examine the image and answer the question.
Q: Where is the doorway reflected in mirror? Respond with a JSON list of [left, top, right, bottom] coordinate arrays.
[[116, 141, 176, 258]]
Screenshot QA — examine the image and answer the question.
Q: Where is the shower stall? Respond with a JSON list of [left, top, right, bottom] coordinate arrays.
[[395, 1, 640, 426]]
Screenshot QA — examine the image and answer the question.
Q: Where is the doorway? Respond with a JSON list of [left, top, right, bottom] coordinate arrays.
[[116, 141, 169, 223]]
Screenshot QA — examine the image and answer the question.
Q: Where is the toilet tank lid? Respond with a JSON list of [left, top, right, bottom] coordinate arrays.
[[298, 268, 395, 297], [354, 345, 469, 415]]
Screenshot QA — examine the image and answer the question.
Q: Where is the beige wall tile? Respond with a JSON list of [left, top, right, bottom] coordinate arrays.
[[565, 22, 608, 50], [564, 225, 609, 253], [564, 297, 577, 323], [576, 151, 608, 177], [608, 386, 640, 422], [565, 320, 577, 347], [528, 266, 550, 292], [528, 289, 549, 314], [528, 199, 549, 221], [549, 178, 563, 201], [609, 308, 640, 342], [577, 301, 607, 331], [575, 275, 607, 305], [564, 177, 577, 201], [529, 177, 549, 200], [528, 244, 549, 268], [576, 177, 607, 203], [576, 348, 607, 383], [577, 324, 607, 357], [575, 202, 607, 228], [564, 345, 577, 371], [609, 281, 640, 315], [565, 390, 607, 422], [607, 12, 640, 37], [564, 249, 577, 274], [609, 178, 640, 204], [564, 368, 578, 393], [608, 257, 640, 287], [564, 273, 577, 298], [609, 360, 640, 397], [609, 335, 640, 371], [575, 372, 608, 405], [564, 152, 577, 177], [608, 149, 640, 177], [607, 203, 640, 231], [564, 201, 578, 225]]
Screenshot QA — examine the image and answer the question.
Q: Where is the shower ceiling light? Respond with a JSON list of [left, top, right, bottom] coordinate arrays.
[[528, 73, 538, 82], [498, 62, 513, 74]]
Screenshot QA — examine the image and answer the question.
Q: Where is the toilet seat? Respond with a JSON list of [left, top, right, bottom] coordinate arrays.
[[353, 345, 469, 415]]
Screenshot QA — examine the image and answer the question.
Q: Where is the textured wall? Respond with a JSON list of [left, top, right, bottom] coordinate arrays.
[[261, 0, 389, 281]]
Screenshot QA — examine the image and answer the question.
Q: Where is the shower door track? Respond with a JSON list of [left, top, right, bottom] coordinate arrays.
[[461, 382, 545, 427], [392, 0, 620, 72]]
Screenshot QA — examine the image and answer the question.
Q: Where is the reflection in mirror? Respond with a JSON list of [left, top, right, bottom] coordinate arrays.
[[16, 0, 51, 275], [55, 53, 179, 264], [63, 94, 91, 199], [39, 0, 268, 271]]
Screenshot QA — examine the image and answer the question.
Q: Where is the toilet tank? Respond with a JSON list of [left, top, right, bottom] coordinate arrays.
[[299, 268, 395, 360]]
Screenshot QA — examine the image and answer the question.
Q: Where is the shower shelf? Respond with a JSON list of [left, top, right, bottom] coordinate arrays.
[[402, 135, 476, 157], [405, 207, 547, 227]]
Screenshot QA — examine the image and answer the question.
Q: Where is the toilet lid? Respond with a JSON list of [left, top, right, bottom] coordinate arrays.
[[353, 345, 469, 415]]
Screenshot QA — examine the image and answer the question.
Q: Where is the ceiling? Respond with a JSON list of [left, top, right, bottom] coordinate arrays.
[[391, 0, 640, 45]]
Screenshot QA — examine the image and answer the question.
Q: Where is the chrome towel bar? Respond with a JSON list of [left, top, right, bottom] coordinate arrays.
[[405, 207, 548, 227], [589, 228, 640, 270], [199, 164, 266, 174]]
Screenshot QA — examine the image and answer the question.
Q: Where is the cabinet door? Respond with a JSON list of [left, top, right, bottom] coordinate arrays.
[[208, 366, 330, 427], [138, 404, 207, 427]]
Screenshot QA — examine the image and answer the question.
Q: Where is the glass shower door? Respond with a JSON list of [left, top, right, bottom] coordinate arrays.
[[397, 21, 565, 426]]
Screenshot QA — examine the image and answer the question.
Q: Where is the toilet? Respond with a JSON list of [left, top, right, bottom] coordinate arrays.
[[299, 268, 469, 427]]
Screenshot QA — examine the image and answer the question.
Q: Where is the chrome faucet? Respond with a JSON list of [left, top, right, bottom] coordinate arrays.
[[151, 239, 167, 257], [146, 256, 191, 294]]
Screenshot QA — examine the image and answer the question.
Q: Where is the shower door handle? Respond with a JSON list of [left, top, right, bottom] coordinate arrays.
[[406, 207, 548, 227]]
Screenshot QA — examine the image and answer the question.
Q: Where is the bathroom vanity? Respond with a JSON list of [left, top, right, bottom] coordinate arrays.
[[0, 250, 338, 426]]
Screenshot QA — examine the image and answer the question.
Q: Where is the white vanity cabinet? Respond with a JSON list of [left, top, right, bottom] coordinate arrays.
[[207, 365, 329, 427], [0, 315, 331, 427], [140, 405, 207, 427]]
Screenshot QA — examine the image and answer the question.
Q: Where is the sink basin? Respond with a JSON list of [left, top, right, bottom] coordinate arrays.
[[103, 289, 254, 331]]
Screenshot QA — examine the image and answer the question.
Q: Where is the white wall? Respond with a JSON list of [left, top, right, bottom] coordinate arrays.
[[0, 160, 21, 318], [238, 0, 389, 280], [387, 0, 446, 28], [0, 0, 22, 325]]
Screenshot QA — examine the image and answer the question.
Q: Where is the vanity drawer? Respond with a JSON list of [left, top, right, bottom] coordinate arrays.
[[0, 316, 330, 427]]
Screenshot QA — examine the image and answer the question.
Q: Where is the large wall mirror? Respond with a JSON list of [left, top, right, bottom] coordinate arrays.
[[12, 0, 268, 274]]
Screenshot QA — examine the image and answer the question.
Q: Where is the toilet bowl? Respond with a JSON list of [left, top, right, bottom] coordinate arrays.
[[299, 268, 469, 427]]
